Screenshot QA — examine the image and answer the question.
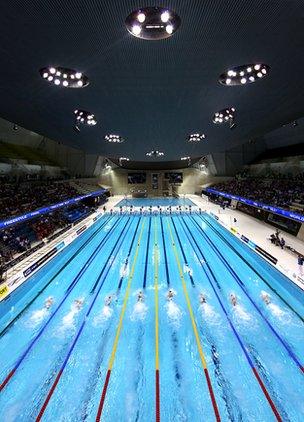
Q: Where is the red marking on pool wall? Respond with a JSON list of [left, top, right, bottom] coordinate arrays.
[[96, 369, 111, 422], [156, 369, 160, 422], [300, 366, 304, 373], [204, 368, 221, 422], [252, 367, 282, 422], [36, 369, 64, 421], [0, 369, 16, 391]]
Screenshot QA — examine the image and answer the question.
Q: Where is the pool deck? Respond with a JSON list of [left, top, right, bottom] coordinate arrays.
[[3, 194, 304, 293]]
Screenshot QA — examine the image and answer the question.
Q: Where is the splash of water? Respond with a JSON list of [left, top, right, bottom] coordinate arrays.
[[93, 305, 113, 326], [234, 305, 251, 322], [165, 301, 183, 328], [131, 302, 148, 322], [268, 303, 285, 318], [27, 308, 48, 327]]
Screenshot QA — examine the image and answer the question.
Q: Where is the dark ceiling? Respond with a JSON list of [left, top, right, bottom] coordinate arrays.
[[0, 0, 304, 164]]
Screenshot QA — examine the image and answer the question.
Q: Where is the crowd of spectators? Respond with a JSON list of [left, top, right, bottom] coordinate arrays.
[[0, 202, 98, 273], [212, 175, 304, 215], [0, 180, 79, 220], [0, 211, 69, 265]]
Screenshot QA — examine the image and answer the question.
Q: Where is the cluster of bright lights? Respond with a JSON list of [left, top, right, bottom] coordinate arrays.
[[181, 156, 190, 161], [74, 110, 97, 126], [126, 7, 181, 40], [219, 64, 269, 86], [188, 133, 205, 142], [146, 150, 164, 157], [104, 134, 124, 143], [119, 156, 130, 161], [213, 107, 235, 124], [40, 66, 89, 88]]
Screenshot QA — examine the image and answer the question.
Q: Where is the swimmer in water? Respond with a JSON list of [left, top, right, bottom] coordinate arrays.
[[44, 296, 54, 310], [261, 291, 271, 305], [230, 293, 237, 307], [74, 298, 84, 310], [167, 289, 175, 301], [199, 293, 207, 304], [105, 295, 113, 306], [137, 290, 144, 302]]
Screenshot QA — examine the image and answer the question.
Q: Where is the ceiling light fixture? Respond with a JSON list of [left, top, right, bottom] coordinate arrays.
[[73, 109, 97, 131], [187, 133, 206, 143], [219, 63, 269, 86], [146, 150, 164, 158], [213, 107, 236, 126], [125, 7, 181, 40], [119, 156, 130, 165], [104, 134, 125, 143], [39, 66, 89, 88]]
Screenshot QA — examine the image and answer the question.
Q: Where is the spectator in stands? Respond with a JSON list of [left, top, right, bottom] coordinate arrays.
[[210, 175, 304, 216], [0, 180, 79, 220]]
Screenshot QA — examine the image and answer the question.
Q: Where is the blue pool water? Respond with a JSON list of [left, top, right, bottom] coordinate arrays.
[[0, 212, 303, 421], [116, 197, 195, 207]]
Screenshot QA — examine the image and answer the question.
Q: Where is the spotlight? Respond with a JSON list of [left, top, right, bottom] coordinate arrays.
[[137, 12, 146, 23], [166, 24, 173, 34], [240, 77, 247, 84], [161, 11, 170, 22], [132, 24, 141, 35], [13, 124, 18, 131], [39, 66, 89, 88], [293, 120, 298, 127]]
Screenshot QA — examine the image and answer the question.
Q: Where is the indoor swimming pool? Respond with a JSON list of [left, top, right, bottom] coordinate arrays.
[[116, 197, 195, 207], [0, 212, 303, 421]]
